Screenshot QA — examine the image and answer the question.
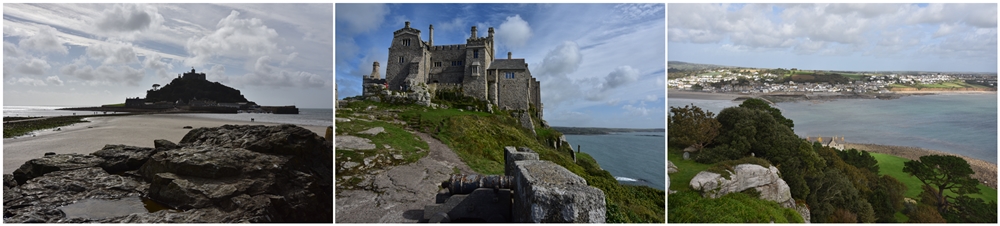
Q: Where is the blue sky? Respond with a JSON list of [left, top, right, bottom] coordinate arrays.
[[336, 3, 666, 128], [3, 4, 333, 108], [669, 3, 998, 73]]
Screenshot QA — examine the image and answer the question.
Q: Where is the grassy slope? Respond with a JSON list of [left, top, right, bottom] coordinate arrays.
[[343, 100, 664, 223], [667, 147, 802, 223]]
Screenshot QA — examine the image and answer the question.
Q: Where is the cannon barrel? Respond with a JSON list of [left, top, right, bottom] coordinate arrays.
[[442, 174, 513, 194]]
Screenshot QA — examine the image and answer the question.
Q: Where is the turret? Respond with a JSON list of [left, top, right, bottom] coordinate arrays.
[[429, 24, 434, 46], [508, 52, 512, 59], [488, 27, 494, 37], [471, 26, 478, 39], [405, 21, 410, 28], [371, 61, 381, 79]]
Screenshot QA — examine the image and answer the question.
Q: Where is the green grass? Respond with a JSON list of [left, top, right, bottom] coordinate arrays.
[[4, 115, 100, 138], [669, 190, 804, 223], [871, 153, 997, 202], [668, 147, 711, 192], [101, 103, 126, 107]]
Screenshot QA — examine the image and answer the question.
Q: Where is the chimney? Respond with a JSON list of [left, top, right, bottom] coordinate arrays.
[[429, 24, 434, 46], [471, 26, 478, 38], [488, 27, 494, 37], [405, 21, 410, 28], [508, 52, 512, 59]]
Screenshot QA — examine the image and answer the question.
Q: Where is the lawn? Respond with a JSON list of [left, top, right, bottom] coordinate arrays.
[[668, 147, 711, 192], [870, 153, 997, 202]]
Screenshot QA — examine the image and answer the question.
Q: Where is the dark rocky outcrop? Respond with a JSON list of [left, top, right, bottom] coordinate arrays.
[[3, 124, 332, 223]]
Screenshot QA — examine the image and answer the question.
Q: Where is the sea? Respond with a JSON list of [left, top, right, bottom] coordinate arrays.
[[2, 106, 333, 127], [668, 93, 998, 164], [564, 132, 666, 190]]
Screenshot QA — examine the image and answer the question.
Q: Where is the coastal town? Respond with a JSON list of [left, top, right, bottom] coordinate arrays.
[[668, 66, 997, 95]]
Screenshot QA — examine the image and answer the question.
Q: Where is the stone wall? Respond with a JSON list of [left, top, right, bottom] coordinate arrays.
[[504, 147, 606, 223], [386, 30, 424, 91], [497, 70, 531, 110]]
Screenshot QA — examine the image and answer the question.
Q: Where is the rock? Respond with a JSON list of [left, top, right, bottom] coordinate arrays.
[[334, 135, 375, 150], [342, 162, 360, 169], [335, 118, 351, 122], [511, 160, 605, 222], [682, 152, 690, 160], [393, 155, 403, 160], [668, 161, 678, 174], [357, 127, 385, 136], [4, 124, 333, 223], [363, 156, 375, 167], [689, 164, 796, 209], [44, 152, 56, 156], [91, 144, 158, 173], [153, 139, 179, 150], [12, 153, 105, 185], [183, 126, 193, 129]]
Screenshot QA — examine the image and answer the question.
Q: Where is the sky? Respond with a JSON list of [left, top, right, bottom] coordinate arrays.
[[669, 3, 998, 73], [2, 3, 334, 108], [336, 3, 666, 128]]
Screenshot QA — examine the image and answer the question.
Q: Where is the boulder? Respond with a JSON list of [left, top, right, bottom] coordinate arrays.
[[12, 153, 105, 185], [153, 139, 179, 150], [336, 136, 376, 150], [4, 124, 333, 223], [668, 161, 678, 174], [91, 145, 158, 173], [357, 127, 385, 136], [689, 164, 794, 208]]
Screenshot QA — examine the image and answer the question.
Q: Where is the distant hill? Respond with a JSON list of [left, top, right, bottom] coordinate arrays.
[[667, 61, 737, 71], [145, 77, 248, 103], [552, 127, 665, 135]]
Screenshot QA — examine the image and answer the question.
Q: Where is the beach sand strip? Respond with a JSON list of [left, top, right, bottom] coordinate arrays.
[[843, 143, 997, 190]]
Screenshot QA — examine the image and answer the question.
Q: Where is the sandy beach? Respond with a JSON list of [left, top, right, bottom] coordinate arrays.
[[843, 143, 998, 190], [668, 90, 751, 100], [2, 114, 329, 173]]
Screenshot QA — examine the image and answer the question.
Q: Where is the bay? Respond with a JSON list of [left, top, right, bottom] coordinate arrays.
[[564, 132, 666, 190]]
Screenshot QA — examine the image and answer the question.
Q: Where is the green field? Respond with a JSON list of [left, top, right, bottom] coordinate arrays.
[[870, 153, 997, 202], [891, 80, 990, 89]]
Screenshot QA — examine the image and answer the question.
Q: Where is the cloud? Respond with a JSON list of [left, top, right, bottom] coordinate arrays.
[[238, 56, 330, 88], [17, 25, 68, 55], [4, 41, 20, 57], [86, 42, 139, 65], [602, 65, 640, 91], [9, 76, 63, 86], [185, 10, 280, 67], [96, 4, 163, 33], [45, 76, 64, 86], [534, 41, 582, 76], [207, 64, 229, 83], [622, 103, 650, 116], [281, 52, 298, 66], [61, 63, 145, 86], [16, 58, 52, 76], [496, 15, 533, 49], [335, 4, 388, 34]]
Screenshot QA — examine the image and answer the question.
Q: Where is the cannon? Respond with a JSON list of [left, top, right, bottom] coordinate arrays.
[[423, 174, 513, 222]]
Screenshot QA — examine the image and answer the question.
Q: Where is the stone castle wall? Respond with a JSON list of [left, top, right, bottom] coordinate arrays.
[[497, 70, 531, 110]]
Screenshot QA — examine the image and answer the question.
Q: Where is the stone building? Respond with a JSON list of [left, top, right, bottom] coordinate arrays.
[[182, 68, 206, 80], [365, 21, 543, 118]]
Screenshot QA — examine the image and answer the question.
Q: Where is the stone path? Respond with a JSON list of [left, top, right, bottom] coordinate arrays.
[[335, 132, 472, 223]]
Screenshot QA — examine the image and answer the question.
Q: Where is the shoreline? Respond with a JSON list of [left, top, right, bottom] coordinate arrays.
[[842, 143, 997, 190], [669, 89, 996, 102], [3, 114, 329, 173]]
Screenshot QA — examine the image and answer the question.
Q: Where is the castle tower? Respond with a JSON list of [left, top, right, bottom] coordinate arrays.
[[429, 24, 434, 46], [371, 61, 381, 79], [386, 21, 423, 91], [471, 26, 477, 38], [488, 27, 494, 38]]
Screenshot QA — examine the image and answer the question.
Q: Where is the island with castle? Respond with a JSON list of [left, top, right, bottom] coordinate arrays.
[[360, 21, 542, 130], [60, 68, 299, 114]]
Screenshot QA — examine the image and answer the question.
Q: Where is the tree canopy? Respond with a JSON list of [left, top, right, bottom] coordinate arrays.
[[903, 155, 980, 213], [668, 105, 720, 150]]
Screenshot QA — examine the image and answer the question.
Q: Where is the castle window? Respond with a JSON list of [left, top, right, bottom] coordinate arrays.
[[402, 39, 411, 46], [474, 49, 479, 58], [399, 57, 404, 63], [434, 62, 442, 67], [451, 61, 463, 66], [505, 72, 515, 79], [473, 66, 479, 73]]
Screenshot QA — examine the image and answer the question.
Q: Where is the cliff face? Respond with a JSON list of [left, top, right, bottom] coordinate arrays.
[[145, 77, 248, 103]]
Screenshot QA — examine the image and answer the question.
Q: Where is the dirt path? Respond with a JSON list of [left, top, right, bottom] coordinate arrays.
[[335, 132, 472, 223]]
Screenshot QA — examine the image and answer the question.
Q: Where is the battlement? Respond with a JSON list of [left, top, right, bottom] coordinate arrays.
[[429, 44, 467, 51]]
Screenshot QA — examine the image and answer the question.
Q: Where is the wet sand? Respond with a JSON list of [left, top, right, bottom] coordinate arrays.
[[3, 114, 328, 173], [843, 143, 997, 190], [668, 90, 750, 100]]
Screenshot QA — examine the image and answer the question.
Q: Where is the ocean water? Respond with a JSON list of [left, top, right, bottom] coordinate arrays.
[[181, 108, 333, 127], [564, 132, 665, 190], [669, 94, 998, 164], [3, 105, 115, 118], [2, 106, 333, 127]]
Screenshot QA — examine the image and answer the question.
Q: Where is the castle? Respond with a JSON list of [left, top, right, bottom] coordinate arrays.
[[363, 21, 542, 118]]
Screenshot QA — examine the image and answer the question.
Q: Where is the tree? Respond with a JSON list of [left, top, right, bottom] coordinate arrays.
[[738, 98, 794, 129], [668, 105, 720, 151], [942, 196, 998, 223], [152, 83, 160, 91], [903, 155, 980, 213], [870, 175, 907, 222]]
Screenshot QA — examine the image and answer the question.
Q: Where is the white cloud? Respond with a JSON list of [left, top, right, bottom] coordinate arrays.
[[645, 94, 658, 102], [535, 41, 582, 76], [45, 76, 64, 86], [207, 64, 229, 83], [496, 15, 533, 49], [96, 4, 163, 33], [4, 41, 21, 57], [602, 65, 640, 91], [17, 25, 68, 55], [17, 58, 52, 76], [86, 42, 139, 65], [238, 56, 330, 88], [185, 10, 280, 67], [335, 4, 389, 34], [622, 103, 650, 116], [281, 52, 298, 66], [61, 63, 145, 86]]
